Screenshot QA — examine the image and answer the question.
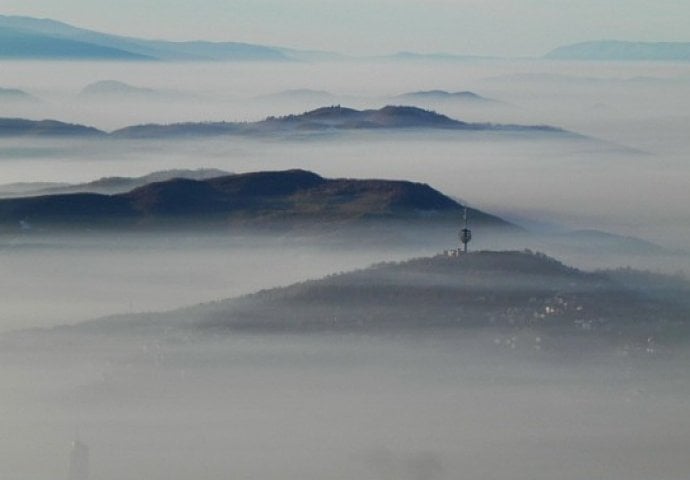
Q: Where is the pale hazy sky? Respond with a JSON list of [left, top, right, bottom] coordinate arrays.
[[2, 0, 689, 56]]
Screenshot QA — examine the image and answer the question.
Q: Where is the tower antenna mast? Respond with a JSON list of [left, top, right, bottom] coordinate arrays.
[[459, 207, 472, 253]]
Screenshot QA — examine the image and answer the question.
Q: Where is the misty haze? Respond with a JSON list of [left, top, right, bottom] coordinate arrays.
[[1, 6, 690, 480]]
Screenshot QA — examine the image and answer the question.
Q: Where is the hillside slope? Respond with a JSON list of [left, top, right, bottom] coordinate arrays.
[[64, 251, 690, 353], [0, 15, 297, 61], [112, 105, 567, 138], [0, 118, 105, 137], [0, 169, 512, 231], [196, 251, 689, 335], [0, 105, 569, 139]]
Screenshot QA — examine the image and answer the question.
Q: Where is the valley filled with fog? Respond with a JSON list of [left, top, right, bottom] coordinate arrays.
[[3, 330, 690, 480], [2, 58, 690, 480]]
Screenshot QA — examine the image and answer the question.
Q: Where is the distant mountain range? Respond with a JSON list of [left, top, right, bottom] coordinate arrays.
[[0, 169, 513, 232], [0, 15, 300, 61], [4, 15, 688, 63], [0, 15, 496, 62], [545, 41, 690, 61], [0, 168, 231, 198], [0, 105, 569, 139]]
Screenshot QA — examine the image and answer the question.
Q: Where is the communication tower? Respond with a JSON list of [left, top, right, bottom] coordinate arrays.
[[459, 207, 472, 253]]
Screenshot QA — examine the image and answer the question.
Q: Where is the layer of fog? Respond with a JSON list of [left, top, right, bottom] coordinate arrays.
[[0, 234, 434, 333], [2, 57, 690, 480], [1, 59, 688, 240], [0, 61, 688, 330], [0, 130, 688, 248], [1, 60, 689, 135], [2, 331, 690, 480], [3, 228, 688, 336], [0, 59, 688, 334]]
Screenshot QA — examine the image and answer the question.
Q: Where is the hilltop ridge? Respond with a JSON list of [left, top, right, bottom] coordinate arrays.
[[0, 169, 512, 232], [197, 250, 690, 347], [0, 105, 569, 139], [113, 105, 567, 138], [0, 15, 291, 61], [0, 117, 104, 137]]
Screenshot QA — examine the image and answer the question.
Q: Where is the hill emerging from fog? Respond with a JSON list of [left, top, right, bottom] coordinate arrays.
[[545, 41, 690, 61], [78, 80, 159, 99], [0, 169, 513, 232], [198, 251, 690, 339], [0, 168, 231, 198], [112, 105, 568, 139], [65, 251, 690, 352], [0, 118, 104, 137], [0, 106, 574, 139]]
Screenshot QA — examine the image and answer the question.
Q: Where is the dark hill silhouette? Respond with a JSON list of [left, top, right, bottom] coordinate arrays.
[[125, 178, 228, 216], [256, 105, 466, 130], [0, 118, 106, 137], [112, 105, 567, 138], [0, 169, 512, 231], [0, 106, 572, 139], [0, 118, 105, 137], [0, 193, 135, 221], [368, 105, 463, 127], [202, 169, 327, 196]]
